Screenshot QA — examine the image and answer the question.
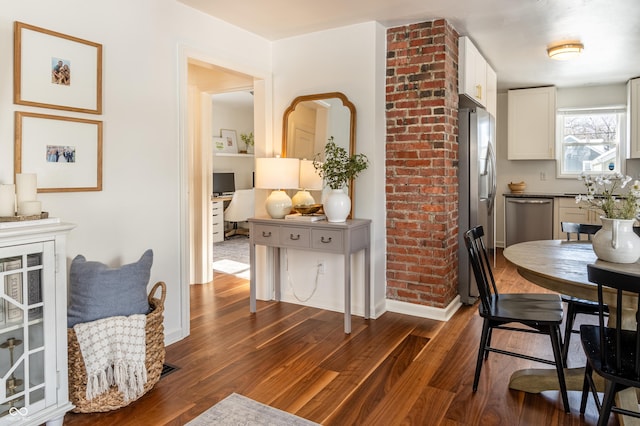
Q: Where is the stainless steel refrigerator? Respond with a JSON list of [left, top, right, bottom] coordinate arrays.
[[458, 108, 496, 305]]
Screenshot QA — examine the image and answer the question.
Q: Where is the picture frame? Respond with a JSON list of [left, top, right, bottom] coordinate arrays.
[[15, 111, 103, 192], [220, 129, 238, 153], [14, 21, 103, 114]]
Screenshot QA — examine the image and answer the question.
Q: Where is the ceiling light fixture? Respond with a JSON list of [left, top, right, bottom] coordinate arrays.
[[547, 42, 584, 60]]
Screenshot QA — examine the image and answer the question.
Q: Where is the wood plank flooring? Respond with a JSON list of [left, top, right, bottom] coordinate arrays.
[[63, 249, 615, 425]]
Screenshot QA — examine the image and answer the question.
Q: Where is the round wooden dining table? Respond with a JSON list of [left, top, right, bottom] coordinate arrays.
[[503, 239, 640, 423]]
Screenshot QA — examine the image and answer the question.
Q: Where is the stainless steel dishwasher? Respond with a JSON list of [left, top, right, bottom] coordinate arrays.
[[505, 197, 554, 247]]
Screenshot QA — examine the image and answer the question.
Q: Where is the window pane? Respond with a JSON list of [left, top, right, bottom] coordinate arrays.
[[559, 111, 621, 175]]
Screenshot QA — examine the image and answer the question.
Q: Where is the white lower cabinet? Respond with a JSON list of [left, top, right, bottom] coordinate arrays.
[[212, 200, 224, 243], [555, 198, 599, 239], [0, 223, 74, 425]]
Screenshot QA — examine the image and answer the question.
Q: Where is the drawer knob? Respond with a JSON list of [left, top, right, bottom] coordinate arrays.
[[289, 234, 301, 241], [321, 236, 332, 243], [262, 231, 272, 237]]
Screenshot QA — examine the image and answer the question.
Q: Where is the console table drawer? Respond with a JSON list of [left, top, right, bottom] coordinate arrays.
[[311, 229, 343, 253], [253, 225, 280, 246], [280, 226, 311, 248]]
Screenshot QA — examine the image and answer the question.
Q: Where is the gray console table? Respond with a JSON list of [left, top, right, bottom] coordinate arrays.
[[248, 217, 371, 333]]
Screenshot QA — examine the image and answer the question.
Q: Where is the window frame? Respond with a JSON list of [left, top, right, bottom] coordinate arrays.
[[555, 106, 627, 179]]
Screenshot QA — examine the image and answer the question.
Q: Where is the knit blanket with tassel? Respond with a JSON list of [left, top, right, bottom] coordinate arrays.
[[73, 314, 147, 401]]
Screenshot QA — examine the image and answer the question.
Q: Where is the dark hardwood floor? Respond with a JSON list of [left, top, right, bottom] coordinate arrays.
[[63, 249, 614, 425]]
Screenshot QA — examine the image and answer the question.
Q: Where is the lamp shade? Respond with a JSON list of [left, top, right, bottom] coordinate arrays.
[[299, 160, 323, 190], [255, 157, 300, 190]]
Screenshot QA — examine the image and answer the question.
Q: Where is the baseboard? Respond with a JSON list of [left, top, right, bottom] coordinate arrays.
[[385, 295, 462, 322]]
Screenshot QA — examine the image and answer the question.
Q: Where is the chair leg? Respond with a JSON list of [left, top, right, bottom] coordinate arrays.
[[473, 319, 491, 392], [484, 328, 493, 360], [562, 301, 576, 364], [598, 381, 617, 426], [580, 363, 592, 414], [550, 325, 570, 413]]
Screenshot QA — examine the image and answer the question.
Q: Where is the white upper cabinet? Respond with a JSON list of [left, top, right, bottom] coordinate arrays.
[[459, 36, 497, 116], [628, 77, 640, 158], [507, 86, 557, 160]]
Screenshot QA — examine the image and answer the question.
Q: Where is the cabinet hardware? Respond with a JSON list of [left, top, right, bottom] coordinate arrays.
[[262, 231, 272, 237], [289, 234, 300, 241], [320, 236, 332, 243], [475, 84, 482, 100]]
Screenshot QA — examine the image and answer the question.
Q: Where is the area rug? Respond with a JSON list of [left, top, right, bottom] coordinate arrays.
[[186, 393, 319, 425]]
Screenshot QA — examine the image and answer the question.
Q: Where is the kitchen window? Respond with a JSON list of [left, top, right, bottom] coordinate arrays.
[[556, 107, 626, 178]]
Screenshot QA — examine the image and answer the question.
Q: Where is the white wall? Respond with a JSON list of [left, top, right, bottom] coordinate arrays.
[[0, 0, 272, 344], [495, 83, 635, 246], [272, 22, 388, 317]]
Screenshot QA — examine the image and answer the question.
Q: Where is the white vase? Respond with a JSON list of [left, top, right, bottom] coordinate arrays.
[[592, 217, 640, 263], [323, 189, 351, 222]]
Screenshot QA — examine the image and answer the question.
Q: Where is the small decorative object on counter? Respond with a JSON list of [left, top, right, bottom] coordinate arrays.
[[576, 172, 640, 263], [508, 181, 526, 194]]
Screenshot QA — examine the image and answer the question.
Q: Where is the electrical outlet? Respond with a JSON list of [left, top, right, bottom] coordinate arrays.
[[540, 172, 546, 181], [318, 260, 325, 274]]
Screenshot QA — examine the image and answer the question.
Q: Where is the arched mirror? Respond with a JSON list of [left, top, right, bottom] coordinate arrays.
[[282, 92, 357, 206]]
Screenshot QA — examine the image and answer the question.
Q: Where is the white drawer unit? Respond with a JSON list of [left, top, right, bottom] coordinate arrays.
[[212, 200, 224, 243], [248, 217, 371, 334]]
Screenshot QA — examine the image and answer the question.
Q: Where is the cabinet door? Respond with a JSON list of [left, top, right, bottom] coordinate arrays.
[[0, 241, 55, 418], [485, 64, 497, 117], [459, 37, 487, 107], [508, 86, 556, 160], [629, 78, 640, 158]]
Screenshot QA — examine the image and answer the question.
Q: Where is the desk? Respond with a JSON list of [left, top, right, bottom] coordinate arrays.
[[248, 217, 371, 334], [503, 240, 640, 423]]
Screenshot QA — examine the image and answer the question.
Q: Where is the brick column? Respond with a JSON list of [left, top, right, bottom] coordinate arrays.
[[385, 19, 459, 308]]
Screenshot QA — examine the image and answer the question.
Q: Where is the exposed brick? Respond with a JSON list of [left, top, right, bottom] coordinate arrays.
[[386, 19, 459, 310]]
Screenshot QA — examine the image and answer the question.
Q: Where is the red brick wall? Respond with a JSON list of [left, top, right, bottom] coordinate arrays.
[[385, 19, 460, 308]]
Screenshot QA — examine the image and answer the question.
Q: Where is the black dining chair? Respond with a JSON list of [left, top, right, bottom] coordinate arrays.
[[464, 225, 570, 413], [580, 264, 640, 425], [560, 222, 607, 364]]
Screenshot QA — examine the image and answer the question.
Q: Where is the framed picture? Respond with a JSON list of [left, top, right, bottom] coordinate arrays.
[[220, 129, 238, 153], [14, 21, 103, 114], [15, 112, 103, 192]]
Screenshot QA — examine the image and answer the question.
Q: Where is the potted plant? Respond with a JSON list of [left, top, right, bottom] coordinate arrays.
[[240, 132, 254, 154], [576, 172, 640, 263], [313, 137, 369, 222]]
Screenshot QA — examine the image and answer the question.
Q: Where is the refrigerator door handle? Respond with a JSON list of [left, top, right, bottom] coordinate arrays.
[[486, 142, 497, 214]]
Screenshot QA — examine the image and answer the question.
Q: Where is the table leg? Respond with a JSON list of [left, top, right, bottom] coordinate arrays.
[[250, 242, 256, 313], [274, 247, 281, 302], [364, 246, 370, 320], [344, 253, 351, 334]]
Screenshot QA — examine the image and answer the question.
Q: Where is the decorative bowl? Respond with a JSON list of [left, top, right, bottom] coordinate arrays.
[[293, 204, 322, 215], [508, 181, 526, 193]]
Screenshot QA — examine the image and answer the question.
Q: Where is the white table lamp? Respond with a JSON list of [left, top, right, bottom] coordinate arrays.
[[255, 157, 300, 219], [292, 160, 323, 206]]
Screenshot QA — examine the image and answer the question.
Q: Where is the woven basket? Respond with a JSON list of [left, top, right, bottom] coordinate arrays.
[[67, 281, 167, 413]]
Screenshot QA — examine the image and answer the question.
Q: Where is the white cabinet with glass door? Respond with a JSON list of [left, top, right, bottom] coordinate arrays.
[[0, 223, 74, 426]]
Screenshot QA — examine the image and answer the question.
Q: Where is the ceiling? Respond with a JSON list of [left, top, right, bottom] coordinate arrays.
[[179, 0, 640, 91]]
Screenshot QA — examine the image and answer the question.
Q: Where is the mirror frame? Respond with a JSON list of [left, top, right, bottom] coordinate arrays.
[[282, 92, 357, 204]]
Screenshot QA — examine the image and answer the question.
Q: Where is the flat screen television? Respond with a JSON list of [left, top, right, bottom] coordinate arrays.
[[213, 172, 235, 196]]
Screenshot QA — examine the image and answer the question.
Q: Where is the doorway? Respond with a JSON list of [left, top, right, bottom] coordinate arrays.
[[180, 50, 271, 339]]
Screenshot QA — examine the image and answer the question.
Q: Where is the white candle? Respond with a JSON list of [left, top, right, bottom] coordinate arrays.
[[0, 184, 15, 217], [16, 173, 37, 205], [17, 200, 41, 216]]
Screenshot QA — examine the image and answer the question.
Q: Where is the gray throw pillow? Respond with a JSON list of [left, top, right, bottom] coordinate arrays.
[[67, 249, 153, 328]]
